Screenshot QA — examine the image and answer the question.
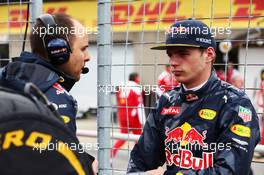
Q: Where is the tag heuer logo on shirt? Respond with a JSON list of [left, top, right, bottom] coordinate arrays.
[[161, 106, 180, 115], [238, 106, 252, 122]]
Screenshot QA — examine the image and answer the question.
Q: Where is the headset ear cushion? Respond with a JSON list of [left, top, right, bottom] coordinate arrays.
[[46, 38, 71, 66]]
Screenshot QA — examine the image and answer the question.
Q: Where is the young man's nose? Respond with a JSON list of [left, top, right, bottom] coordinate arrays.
[[170, 57, 181, 66]]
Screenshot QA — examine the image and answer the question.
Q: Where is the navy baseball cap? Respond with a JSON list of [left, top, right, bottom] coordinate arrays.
[[151, 20, 216, 50]]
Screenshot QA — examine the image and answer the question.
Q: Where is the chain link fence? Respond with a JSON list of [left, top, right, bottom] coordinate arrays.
[[100, 0, 264, 174]]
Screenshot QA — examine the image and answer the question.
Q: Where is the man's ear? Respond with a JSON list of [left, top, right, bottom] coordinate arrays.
[[205, 47, 216, 63]]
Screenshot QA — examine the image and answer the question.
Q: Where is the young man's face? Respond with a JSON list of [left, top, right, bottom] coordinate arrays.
[[59, 20, 90, 81], [167, 46, 213, 88]]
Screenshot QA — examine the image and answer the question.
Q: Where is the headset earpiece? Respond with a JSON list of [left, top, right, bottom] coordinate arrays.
[[38, 14, 72, 66], [46, 38, 71, 65]]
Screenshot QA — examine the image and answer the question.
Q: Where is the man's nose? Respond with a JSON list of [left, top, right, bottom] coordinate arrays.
[[85, 52, 91, 62]]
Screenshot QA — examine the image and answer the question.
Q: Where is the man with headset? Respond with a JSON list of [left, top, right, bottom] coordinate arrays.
[[0, 13, 97, 174], [1, 13, 88, 133]]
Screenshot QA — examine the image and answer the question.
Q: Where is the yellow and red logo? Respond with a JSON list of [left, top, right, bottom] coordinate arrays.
[[165, 122, 207, 147], [199, 109, 216, 120], [231, 124, 251, 138]]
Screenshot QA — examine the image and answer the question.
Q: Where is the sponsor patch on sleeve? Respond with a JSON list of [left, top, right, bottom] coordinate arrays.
[[230, 124, 251, 138], [238, 106, 252, 122]]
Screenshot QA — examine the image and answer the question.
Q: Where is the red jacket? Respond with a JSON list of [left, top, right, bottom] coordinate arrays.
[[116, 81, 145, 128], [157, 70, 179, 96]]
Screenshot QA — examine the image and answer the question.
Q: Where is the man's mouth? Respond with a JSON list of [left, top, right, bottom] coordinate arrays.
[[173, 71, 183, 76]]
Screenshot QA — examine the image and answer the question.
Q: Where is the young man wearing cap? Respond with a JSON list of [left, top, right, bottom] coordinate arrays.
[[127, 20, 260, 175]]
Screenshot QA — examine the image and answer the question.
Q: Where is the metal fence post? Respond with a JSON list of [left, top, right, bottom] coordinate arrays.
[[97, 1, 111, 175], [30, 0, 42, 29]]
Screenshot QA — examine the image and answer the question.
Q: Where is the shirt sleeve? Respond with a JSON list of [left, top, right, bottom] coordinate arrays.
[[127, 98, 166, 173]]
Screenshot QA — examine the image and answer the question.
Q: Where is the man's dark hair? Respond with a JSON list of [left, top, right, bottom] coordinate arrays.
[[129, 73, 139, 82], [29, 14, 75, 59]]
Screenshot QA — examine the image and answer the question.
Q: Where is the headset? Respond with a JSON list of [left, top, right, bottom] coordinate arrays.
[[37, 14, 72, 66]]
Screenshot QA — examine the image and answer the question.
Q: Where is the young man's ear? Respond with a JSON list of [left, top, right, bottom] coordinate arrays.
[[205, 47, 216, 63]]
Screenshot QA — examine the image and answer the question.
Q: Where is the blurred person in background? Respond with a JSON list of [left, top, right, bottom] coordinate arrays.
[[227, 62, 244, 89], [216, 62, 244, 89], [157, 64, 179, 96], [231, 72, 244, 89], [256, 69, 264, 145], [111, 72, 146, 158]]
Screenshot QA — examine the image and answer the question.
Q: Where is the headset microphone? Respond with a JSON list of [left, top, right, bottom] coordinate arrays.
[[82, 67, 89, 74]]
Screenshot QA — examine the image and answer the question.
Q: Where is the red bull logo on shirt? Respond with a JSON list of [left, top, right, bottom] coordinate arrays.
[[165, 122, 213, 170], [165, 148, 213, 170], [185, 93, 199, 101], [165, 122, 207, 147]]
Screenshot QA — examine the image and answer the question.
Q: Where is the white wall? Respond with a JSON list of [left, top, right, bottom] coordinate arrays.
[[70, 44, 134, 110]]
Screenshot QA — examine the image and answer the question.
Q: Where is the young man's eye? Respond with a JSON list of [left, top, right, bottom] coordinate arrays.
[[167, 51, 189, 57], [179, 52, 189, 55]]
